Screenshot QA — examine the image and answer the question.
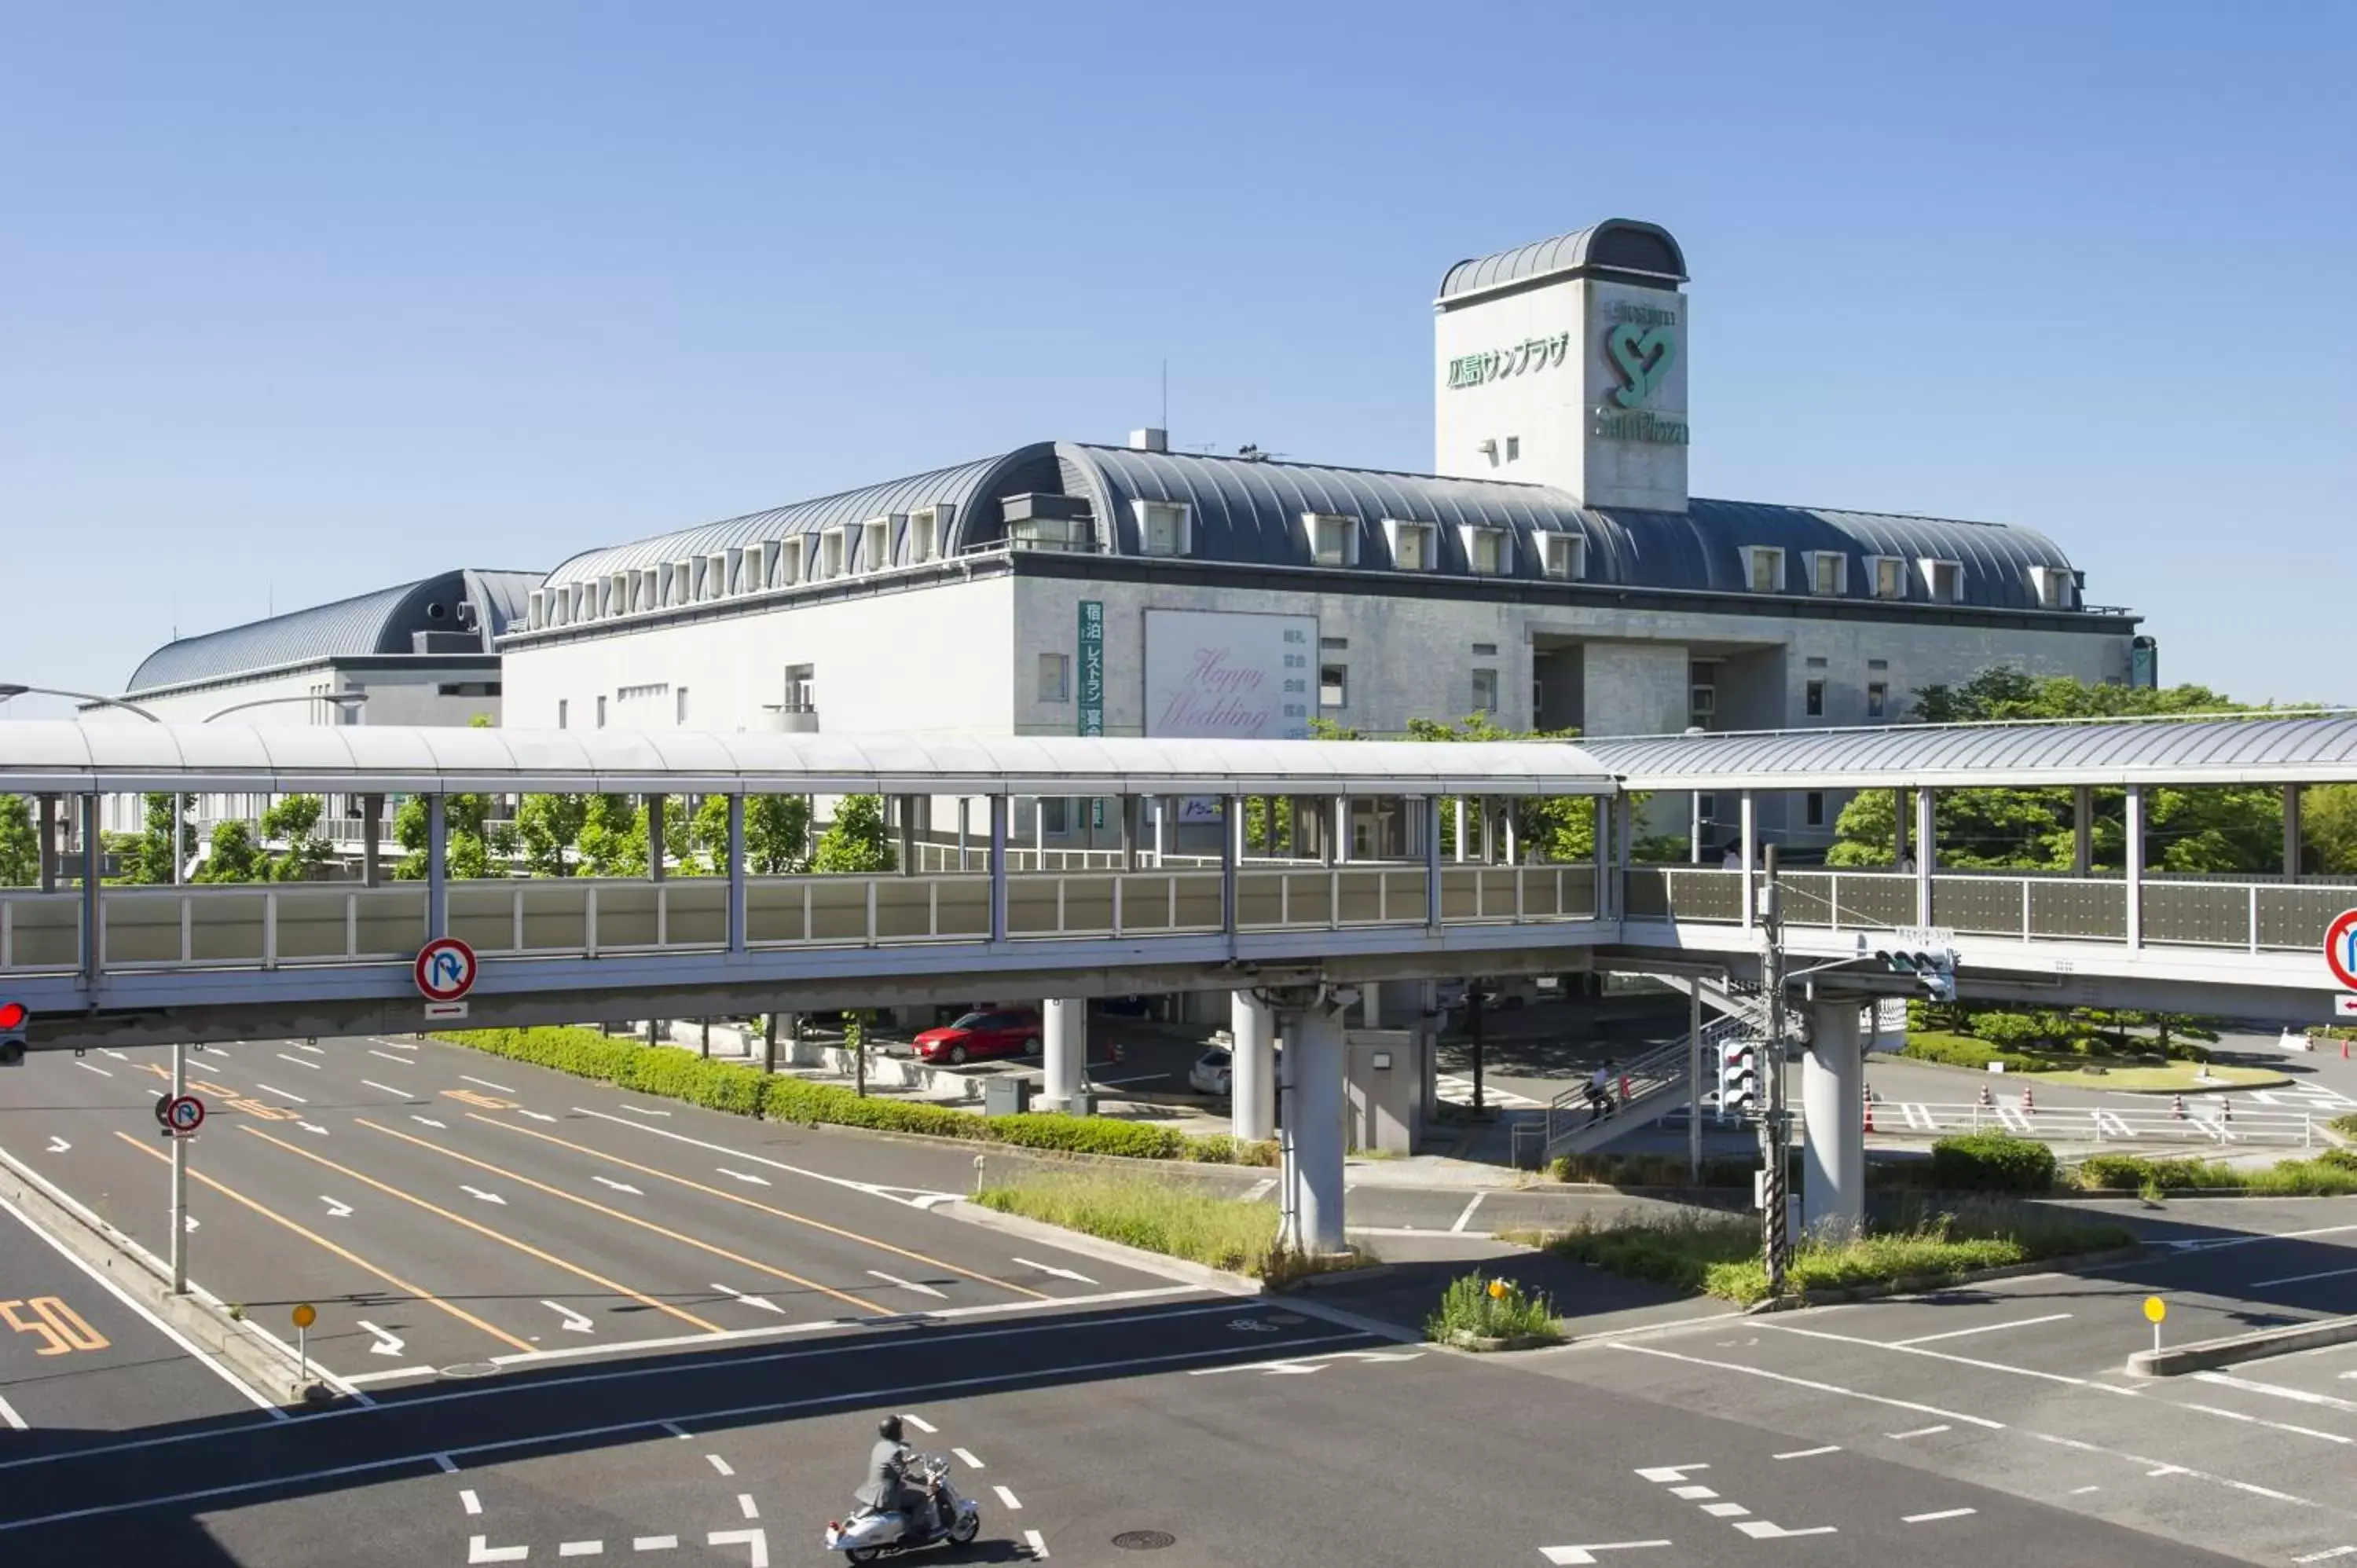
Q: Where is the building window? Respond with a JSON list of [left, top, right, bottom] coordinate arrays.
[[1871, 556, 1906, 599], [617, 683, 670, 702], [1921, 559, 1963, 602], [1464, 526, 1509, 575], [1690, 685, 1717, 727], [909, 510, 939, 565], [1744, 546, 1786, 593], [557, 699, 569, 730], [2029, 565, 2073, 609], [1472, 643, 1497, 657], [1319, 636, 1348, 651], [1040, 798, 1069, 836], [676, 687, 690, 725], [1542, 533, 1585, 580], [1809, 551, 1848, 595], [1319, 665, 1347, 709], [819, 528, 846, 580], [783, 664, 814, 710], [1141, 502, 1189, 557], [1805, 792, 1826, 827], [1306, 513, 1357, 568], [1698, 793, 1717, 826], [861, 518, 891, 572], [1471, 668, 1498, 714], [1867, 682, 1888, 719], [1387, 520, 1435, 570], [1038, 652, 1071, 703], [1505, 435, 1520, 462], [437, 681, 501, 698], [596, 696, 607, 729], [1805, 679, 1825, 717]]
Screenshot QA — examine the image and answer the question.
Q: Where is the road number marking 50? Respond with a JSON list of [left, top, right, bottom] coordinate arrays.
[[1, 1297, 109, 1356]]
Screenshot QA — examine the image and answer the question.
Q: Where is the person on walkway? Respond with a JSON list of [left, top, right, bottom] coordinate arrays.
[[1585, 1059, 1617, 1124]]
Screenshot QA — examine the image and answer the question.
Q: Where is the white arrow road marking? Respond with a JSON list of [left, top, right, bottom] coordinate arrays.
[[1010, 1257, 1096, 1285], [411, 1116, 447, 1129], [621, 1104, 671, 1117], [75, 1060, 112, 1077], [101, 1050, 126, 1061], [276, 1053, 322, 1070], [518, 1109, 558, 1123], [183, 1215, 198, 1232], [716, 1168, 771, 1187], [1732, 1522, 1837, 1540], [296, 1043, 325, 1054], [706, 1529, 769, 1566], [45, 1137, 69, 1154], [255, 1083, 308, 1104], [1541, 1544, 1673, 1566], [909, 1193, 961, 1211], [298, 1123, 330, 1137], [1636, 1465, 1710, 1484], [461, 1185, 508, 1206], [467, 1535, 527, 1563], [867, 1270, 948, 1299], [321, 1196, 354, 1218], [592, 1177, 643, 1196], [711, 1283, 785, 1314], [462, 1075, 518, 1094], [542, 1300, 594, 1333], [355, 1321, 405, 1357]]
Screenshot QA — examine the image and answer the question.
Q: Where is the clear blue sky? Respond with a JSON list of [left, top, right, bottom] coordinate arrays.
[[3, 2, 2350, 715]]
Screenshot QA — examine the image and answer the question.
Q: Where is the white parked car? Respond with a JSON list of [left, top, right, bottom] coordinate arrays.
[[1188, 1047, 1233, 1097]]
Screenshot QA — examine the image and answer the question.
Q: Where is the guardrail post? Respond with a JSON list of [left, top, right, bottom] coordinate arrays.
[[426, 793, 449, 940], [2124, 784, 2146, 950], [2249, 884, 2260, 954], [38, 793, 58, 893], [727, 795, 748, 954], [988, 795, 1009, 943], [1424, 795, 1442, 930], [1221, 793, 1241, 937]]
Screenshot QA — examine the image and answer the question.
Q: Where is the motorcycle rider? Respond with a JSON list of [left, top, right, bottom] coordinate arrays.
[[855, 1416, 936, 1537]]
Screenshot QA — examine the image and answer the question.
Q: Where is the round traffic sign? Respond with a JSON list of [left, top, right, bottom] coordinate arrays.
[[154, 1094, 174, 1128], [2326, 910, 2357, 991], [413, 936, 478, 1002], [291, 1303, 317, 1330], [2143, 1295, 2168, 1324], [163, 1095, 204, 1134]]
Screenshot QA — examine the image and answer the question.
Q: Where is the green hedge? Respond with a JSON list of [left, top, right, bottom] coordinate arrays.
[[1902, 1031, 2040, 1074], [433, 1028, 1277, 1166], [1927, 1131, 2058, 1192], [1549, 1151, 1764, 1189], [2073, 1150, 2357, 1196]]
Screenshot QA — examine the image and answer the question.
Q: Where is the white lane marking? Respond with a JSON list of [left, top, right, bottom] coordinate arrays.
[[1700, 1502, 1750, 1518], [460, 1489, 482, 1515], [183, 1215, 198, 1232], [2180, 1403, 2350, 1445], [367, 1052, 413, 1068], [1541, 1544, 1670, 1565], [2071, 1486, 2100, 1494], [1774, 1445, 1840, 1460], [463, 1075, 518, 1094], [621, 1104, 671, 1118], [0, 1191, 284, 1419], [461, 1185, 507, 1206], [953, 1447, 984, 1468], [706, 1530, 768, 1566], [434, 1454, 458, 1473], [101, 1050, 126, 1061], [468, 1536, 528, 1563], [75, 1061, 111, 1077], [0, 1394, 25, 1431], [1635, 1465, 1710, 1483], [736, 1493, 758, 1518], [632, 1537, 678, 1551], [297, 1122, 330, 1137], [900, 1413, 937, 1434], [1023, 1527, 1048, 1559], [1011, 1257, 1097, 1285], [1450, 1192, 1487, 1233], [411, 1116, 446, 1129], [715, 1168, 771, 1187], [868, 1270, 948, 1299], [255, 1083, 309, 1105], [1613, 1343, 2006, 1430], [568, 1105, 967, 1210], [1903, 1508, 1977, 1523], [2158, 1223, 2357, 1257], [1888, 1424, 1951, 1439], [1732, 1522, 1836, 1540], [2190, 1371, 2357, 1415], [43, 1138, 68, 1154], [275, 1053, 322, 1070], [356, 1321, 405, 1357], [1240, 1177, 1276, 1202], [544, 1301, 595, 1334], [993, 1484, 1022, 1510], [661, 1421, 692, 1439], [518, 1109, 558, 1123], [340, 1365, 440, 1387], [1892, 1312, 2072, 1346], [592, 1177, 643, 1196], [296, 1044, 325, 1054], [710, 1283, 783, 1314], [321, 1196, 353, 1218], [2293, 1549, 2357, 1563], [706, 1453, 735, 1476], [559, 1546, 603, 1559], [361, 1079, 410, 1097], [2251, 1265, 2357, 1289], [1759, 1321, 2102, 1390], [1669, 1485, 1717, 1499]]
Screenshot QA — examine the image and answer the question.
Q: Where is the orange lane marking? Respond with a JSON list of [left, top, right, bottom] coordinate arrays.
[[238, 1127, 723, 1335], [357, 1119, 893, 1317], [467, 1112, 1048, 1301], [112, 1130, 532, 1354]]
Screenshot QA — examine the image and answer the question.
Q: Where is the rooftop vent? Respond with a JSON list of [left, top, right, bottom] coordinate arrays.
[[1127, 427, 1168, 452]]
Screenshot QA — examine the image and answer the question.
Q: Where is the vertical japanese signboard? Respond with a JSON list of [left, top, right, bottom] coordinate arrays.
[[1079, 600, 1105, 828]]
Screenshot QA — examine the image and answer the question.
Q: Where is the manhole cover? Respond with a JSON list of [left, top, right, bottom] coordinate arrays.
[[1113, 1531, 1176, 1551], [438, 1362, 500, 1379]]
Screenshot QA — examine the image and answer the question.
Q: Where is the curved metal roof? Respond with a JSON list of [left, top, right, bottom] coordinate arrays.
[[0, 722, 1615, 798], [1438, 218, 1689, 302], [1054, 445, 2077, 609], [126, 570, 543, 693], [539, 446, 1061, 591], [1584, 716, 2357, 789]]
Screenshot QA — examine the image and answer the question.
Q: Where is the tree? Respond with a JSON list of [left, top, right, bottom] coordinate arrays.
[[195, 821, 266, 883], [577, 794, 647, 877], [1404, 713, 1604, 863], [392, 793, 511, 880], [813, 794, 894, 873], [2299, 786, 2357, 876], [260, 794, 329, 882], [118, 793, 193, 885], [516, 793, 590, 877], [746, 794, 814, 875], [0, 795, 37, 887]]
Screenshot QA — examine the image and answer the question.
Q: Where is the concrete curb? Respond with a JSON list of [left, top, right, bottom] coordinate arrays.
[[1739, 1244, 2150, 1313], [940, 1200, 1263, 1296], [0, 1144, 337, 1409], [2127, 1313, 2357, 1376]]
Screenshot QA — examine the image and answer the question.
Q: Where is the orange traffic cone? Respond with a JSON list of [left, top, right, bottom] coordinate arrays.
[[1863, 1083, 1876, 1134], [2021, 1085, 2036, 1112], [2344, 1038, 2350, 1061], [1978, 1083, 1994, 1108]]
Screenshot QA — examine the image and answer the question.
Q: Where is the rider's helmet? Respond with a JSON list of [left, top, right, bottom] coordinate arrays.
[[878, 1416, 904, 1443]]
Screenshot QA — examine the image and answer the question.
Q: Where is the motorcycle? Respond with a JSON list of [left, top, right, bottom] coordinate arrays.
[[823, 1453, 983, 1562]]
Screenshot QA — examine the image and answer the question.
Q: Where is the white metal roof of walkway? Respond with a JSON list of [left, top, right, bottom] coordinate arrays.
[[0, 721, 1615, 798], [1582, 713, 2357, 791]]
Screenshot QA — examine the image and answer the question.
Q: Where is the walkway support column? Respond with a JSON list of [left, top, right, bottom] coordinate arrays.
[[1220, 794, 1241, 936], [726, 794, 747, 954], [1042, 998, 1087, 1112], [1801, 997, 1865, 1239], [1453, 797, 1468, 863], [426, 793, 449, 940], [1333, 796, 1351, 864], [1231, 991, 1275, 1141], [1687, 985, 1704, 1181], [2285, 786, 2303, 879], [988, 795, 1009, 943], [1593, 795, 1611, 920], [2072, 786, 2093, 877], [38, 794, 57, 892], [1914, 787, 1936, 927], [1893, 788, 1909, 869], [78, 795, 100, 991], [361, 792, 384, 887], [2125, 783, 2146, 950], [1120, 795, 1138, 873], [1424, 796, 1442, 930], [896, 795, 914, 876], [1280, 998, 1348, 1255], [1739, 791, 1757, 929]]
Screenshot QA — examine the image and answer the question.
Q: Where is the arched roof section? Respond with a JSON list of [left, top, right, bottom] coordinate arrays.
[[1439, 218, 1688, 303], [125, 570, 541, 693]]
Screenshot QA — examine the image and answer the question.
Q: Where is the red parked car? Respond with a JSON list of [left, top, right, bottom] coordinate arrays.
[[913, 1009, 1043, 1065]]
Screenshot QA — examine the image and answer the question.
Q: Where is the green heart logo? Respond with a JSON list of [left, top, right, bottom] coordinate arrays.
[[1607, 324, 1677, 409]]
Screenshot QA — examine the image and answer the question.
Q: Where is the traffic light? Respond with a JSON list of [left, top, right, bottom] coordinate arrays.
[[1875, 946, 1959, 1002], [0, 1000, 27, 1068], [1718, 1039, 1760, 1113]]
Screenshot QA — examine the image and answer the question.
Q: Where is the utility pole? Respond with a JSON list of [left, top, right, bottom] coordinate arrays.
[[169, 1040, 189, 1294], [1759, 844, 1791, 1296]]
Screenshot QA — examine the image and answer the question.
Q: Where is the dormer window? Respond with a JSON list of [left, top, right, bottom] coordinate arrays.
[[1305, 513, 1358, 567], [860, 517, 893, 573], [1138, 500, 1191, 558], [1384, 519, 1435, 570], [818, 527, 847, 580], [1541, 533, 1585, 581], [908, 508, 940, 564], [2029, 565, 2074, 609], [1920, 558, 1963, 603], [1869, 555, 1906, 600], [1807, 551, 1848, 595], [1743, 545, 1786, 593], [1461, 525, 1510, 576]]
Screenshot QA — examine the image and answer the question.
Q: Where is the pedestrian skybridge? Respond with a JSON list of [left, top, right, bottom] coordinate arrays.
[[5, 715, 2357, 1049]]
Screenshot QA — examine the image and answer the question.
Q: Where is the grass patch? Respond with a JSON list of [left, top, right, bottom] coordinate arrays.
[[2072, 1150, 2357, 1196], [1531, 1203, 2134, 1306], [1424, 1273, 1562, 1345], [974, 1171, 1353, 1282], [2026, 1062, 2285, 1092], [1548, 1152, 1757, 1188], [1902, 1030, 2040, 1074], [2334, 1114, 2357, 1141], [433, 1027, 1278, 1166], [1926, 1131, 2056, 1192]]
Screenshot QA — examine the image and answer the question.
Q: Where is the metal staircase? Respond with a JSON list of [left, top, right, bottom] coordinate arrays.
[[1539, 976, 1806, 1162]]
